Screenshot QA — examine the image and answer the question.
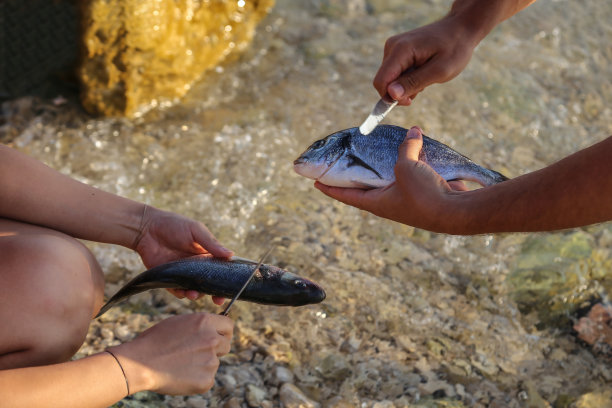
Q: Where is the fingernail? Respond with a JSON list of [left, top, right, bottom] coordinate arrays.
[[388, 82, 404, 99]]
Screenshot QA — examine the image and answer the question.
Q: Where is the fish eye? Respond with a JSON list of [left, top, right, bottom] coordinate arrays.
[[293, 279, 308, 289], [311, 139, 327, 150]]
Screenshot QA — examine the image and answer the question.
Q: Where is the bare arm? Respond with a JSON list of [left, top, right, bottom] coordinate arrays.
[[316, 128, 612, 234], [0, 144, 143, 248], [0, 144, 231, 259], [374, 0, 537, 105], [0, 313, 233, 408]]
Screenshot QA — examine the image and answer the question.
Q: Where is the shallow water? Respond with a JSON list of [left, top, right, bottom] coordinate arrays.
[[3, 0, 612, 406]]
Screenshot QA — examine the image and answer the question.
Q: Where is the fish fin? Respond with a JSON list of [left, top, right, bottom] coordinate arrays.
[[349, 179, 379, 189]]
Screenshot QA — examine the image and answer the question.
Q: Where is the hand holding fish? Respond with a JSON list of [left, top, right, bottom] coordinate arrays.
[[107, 313, 233, 396], [133, 205, 233, 303], [315, 127, 470, 233], [314, 128, 612, 234]]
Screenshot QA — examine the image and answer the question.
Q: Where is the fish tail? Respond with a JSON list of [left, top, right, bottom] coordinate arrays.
[[482, 167, 509, 186], [95, 279, 180, 318], [95, 300, 117, 318]]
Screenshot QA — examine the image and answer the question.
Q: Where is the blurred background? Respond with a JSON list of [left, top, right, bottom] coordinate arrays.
[[1, 0, 612, 407]]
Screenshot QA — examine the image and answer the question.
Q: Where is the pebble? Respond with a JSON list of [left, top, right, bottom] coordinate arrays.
[[279, 383, 320, 408], [113, 324, 133, 342], [217, 373, 238, 393], [224, 397, 241, 408], [186, 396, 208, 408], [271, 366, 294, 385], [246, 384, 267, 407]]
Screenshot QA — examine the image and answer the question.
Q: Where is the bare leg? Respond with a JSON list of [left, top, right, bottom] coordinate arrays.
[[0, 218, 105, 369]]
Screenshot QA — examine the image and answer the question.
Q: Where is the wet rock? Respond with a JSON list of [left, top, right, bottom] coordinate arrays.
[[418, 379, 456, 399], [315, 354, 351, 380], [371, 401, 394, 408], [224, 397, 241, 408], [79, 0, 274, 117], [245, 384, 267, 407], [279, 383, 320, 408], [186, 396, 208, 408], [508, 231, 612, 327], [113, 324, 134, 342], [217, 373, 238, 394], [339, 334, 361, 353], [573, 303, 612, 349], [575, 388, 612, 408], [100, 326, 114, 341], [270, 365, 294, 386]]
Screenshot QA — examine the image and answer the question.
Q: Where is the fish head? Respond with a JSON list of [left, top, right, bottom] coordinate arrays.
[[257, 265, 326, 306], [294, 127, 394, 189], [293, 130, 351, 182]]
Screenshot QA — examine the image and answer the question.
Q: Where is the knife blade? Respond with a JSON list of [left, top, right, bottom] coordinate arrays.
[[358, 97, 398, 135]]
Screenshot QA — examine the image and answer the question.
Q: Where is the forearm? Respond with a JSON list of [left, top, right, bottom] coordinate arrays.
[[447, 0, 537, 43], [0, 145, 142, 248], [0, 353, 145, 408], [452, 136, 612, 234]]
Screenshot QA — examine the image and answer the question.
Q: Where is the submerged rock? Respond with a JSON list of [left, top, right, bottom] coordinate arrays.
[[507, 231, 612, 327], [573, 303, 612, 351]]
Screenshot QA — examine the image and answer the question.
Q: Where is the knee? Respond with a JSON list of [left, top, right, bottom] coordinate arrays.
[[0, 233, 105, 366]]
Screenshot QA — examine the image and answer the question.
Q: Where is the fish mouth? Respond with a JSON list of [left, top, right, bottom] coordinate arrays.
[[293, 157, 305, 165]]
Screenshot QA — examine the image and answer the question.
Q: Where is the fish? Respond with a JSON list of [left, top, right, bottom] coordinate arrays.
[[95, 256, 326, 317], [293, 125, 508, 189]]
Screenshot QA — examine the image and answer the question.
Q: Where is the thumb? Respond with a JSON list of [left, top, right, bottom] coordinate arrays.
[[388, 67, 437, 102], [398, 127, 424, 162]]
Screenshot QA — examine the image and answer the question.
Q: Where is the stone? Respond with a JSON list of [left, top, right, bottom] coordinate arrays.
[[315, 354, 351, 381], [271, 365, 294, 385], [245, 384, 267, 407], [79, 0, 274, 117], [186, 396, 208, 408], [278, 383, 320, 408], [113, 324, 133, 342]]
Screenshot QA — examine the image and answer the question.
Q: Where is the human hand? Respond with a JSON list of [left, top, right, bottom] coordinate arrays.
[[315, 127, 468, 233], [373, 16, 479, 106], [133, 206, 233, 304], [108, 313, 234, 395]]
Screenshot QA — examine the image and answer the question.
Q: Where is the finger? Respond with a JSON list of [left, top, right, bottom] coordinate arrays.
[[184, 290, 201, 300], [192, 225, 233, 258], [216, 336, 232, 356], [448, 180, 469, 191], [398, 127, 424, 162], [314, 181, 380, 210], [167, 288, 186, 299], [212, 296, 225, 306], [208, 314, 234, 337]]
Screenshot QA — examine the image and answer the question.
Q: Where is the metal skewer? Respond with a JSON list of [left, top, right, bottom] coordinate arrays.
[[220, 246, 275, 316]]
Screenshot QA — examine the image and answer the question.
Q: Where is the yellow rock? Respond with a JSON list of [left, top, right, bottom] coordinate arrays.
[[78, 0, 274, 117]]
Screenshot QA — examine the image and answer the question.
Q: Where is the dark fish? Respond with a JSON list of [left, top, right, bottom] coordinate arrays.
[[294, 125, 508, 188], [96, 256, 326, 317]]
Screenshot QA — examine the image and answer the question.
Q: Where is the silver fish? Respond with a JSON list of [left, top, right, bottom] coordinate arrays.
[[294, 125, 508, 188], [96, 256, 326, 317]]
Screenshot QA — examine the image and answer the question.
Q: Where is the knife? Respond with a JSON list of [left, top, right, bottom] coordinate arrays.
[[358, 97, 398, 135]]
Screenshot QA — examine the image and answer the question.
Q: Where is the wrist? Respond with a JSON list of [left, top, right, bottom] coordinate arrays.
[[445, 0, 509, 45], [427, 191, 477, 235], [108, 344, 157, 394]]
